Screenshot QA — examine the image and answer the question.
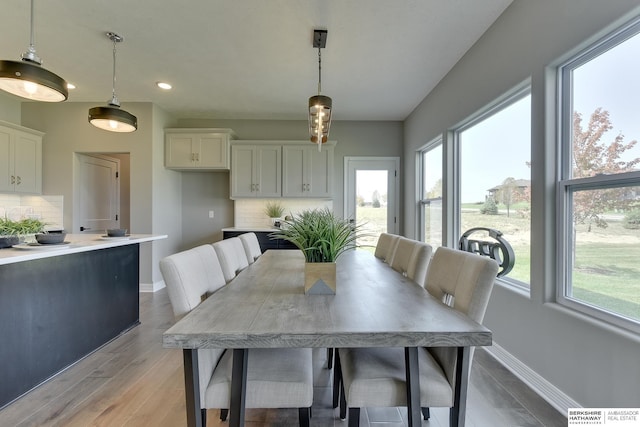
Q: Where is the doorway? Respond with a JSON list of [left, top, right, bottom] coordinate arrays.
[[75, 153, 130, 234], [344, 157, 399, 250]]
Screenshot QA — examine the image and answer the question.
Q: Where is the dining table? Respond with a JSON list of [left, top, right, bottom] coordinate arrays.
[[162, 249, 492, 427]]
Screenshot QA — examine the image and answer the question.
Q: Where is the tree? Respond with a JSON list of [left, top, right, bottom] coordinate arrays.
[[480, 196, 498, 215], [372, 190, 381, 208], [572, 108, 640, 231], [497, 177, 518, 217], [356, 194, 365, 207], [426, 178, 442, 199]]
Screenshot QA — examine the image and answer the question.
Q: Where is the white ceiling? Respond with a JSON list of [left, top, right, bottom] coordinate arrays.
[[0, 0, 513, 121]]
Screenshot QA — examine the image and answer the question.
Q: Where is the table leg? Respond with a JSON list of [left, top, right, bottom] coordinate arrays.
[[183, 349, 202, 427], [404, 347, 421, 427], [450, 346, 470, 427], [229, 348, 248, 427]]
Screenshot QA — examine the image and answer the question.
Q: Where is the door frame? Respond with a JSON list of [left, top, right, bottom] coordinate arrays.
[[343, 156, 400, 234]]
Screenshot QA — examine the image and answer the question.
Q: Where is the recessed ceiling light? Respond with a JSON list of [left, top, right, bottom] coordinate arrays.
[[67, 83, 76, 89], [156, 82, 172, 90]]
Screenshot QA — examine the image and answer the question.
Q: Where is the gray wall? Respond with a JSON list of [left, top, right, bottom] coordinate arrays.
[[404, 0, 640, 408], [176, 119, 403, 248], [19, 102, 183, 287], [0, 93, 21, 123]]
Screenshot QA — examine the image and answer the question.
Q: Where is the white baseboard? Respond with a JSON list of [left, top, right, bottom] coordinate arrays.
[[485, 342, 579, 414], [139, 280, 166, 293]]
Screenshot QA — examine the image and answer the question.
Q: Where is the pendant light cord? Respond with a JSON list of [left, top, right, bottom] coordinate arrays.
[[112, 39, 118, 100], [317, 46, 322, 95]]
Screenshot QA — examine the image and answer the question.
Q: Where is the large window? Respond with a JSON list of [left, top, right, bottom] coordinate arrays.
[[456, 89, 531, 287], [418, 139, 443, 248], [558, 19, 640, 328]]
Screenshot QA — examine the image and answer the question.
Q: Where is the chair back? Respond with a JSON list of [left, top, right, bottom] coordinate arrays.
[[159, 244, 226, 319], [212, 237, 250, 283], [389, 237, 415, 275], [425, 246, 498, 384], [238, 232, 262, 264], [405, 241, 433, 287], [374, 233, 399, 263]]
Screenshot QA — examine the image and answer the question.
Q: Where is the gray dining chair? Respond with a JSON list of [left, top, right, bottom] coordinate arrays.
[[212, 237, 250, 283], [389, 238, 433, 287], [160, 244, 314, 427], [238, 232, 262, 264], [335, 247, 499, 426], [374, 232, 400, 263]]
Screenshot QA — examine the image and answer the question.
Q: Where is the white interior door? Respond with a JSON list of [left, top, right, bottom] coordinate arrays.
[[78, 154, 120, 234], [344, 157, 399, 249]]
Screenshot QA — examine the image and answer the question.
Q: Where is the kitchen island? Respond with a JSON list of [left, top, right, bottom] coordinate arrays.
[[0, 234, 166, 409]]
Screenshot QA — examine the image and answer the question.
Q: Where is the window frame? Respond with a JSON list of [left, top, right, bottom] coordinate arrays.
[[556, 17, 640, 332], [452, 84, 532, 290], [417, 137, 443, 248]]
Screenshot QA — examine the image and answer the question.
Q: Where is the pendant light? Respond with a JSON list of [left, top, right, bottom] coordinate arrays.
[[0, 0, 68, 102], [88, 32, 137, 133], [308, 29, 332, 150]]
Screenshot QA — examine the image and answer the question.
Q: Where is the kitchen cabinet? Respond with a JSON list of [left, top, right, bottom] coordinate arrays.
[[282, 145, 334, 198], [230, 144, 281, 198], [165, 128, 236, 170], [0, 121, 43, 194]]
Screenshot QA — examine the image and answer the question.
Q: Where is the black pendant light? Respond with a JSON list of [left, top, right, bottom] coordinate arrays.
[[0, 0, 68, 102], [88, 32, 137, 133], [308, 29, 332, 149]]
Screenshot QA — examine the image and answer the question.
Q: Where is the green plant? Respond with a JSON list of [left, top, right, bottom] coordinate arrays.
[[270, 207, 364, 262], [0, 217, 46, 236], [480, 197, 498, 215], [623, 209, 640, 229], [263, 201, 285, 218]]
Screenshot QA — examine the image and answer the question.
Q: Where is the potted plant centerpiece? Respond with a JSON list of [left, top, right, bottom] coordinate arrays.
[[270, 207, 363, 294], [0, 217, 46, 248]]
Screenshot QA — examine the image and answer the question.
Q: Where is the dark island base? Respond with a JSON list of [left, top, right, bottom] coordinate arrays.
[[0, 244, 140, 409], [223, 230, 297, 251]]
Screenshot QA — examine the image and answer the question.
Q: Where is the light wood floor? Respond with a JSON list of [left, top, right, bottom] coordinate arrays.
[[0, 290, 567, 427]]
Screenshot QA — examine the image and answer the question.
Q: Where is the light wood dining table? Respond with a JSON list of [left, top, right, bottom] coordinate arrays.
[[163, 249, 492, 427]]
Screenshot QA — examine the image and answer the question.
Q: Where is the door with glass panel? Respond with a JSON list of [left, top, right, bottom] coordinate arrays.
[[344, 157, 399, 251]]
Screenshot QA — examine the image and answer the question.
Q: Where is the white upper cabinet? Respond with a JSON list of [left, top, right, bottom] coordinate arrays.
[[230, 144, 282, 198], [282, 145, 334, 198], [165, 128, 236, 170], [0, 121, 43, 195]]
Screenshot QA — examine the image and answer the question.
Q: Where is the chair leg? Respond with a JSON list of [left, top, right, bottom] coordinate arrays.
[[339, 378, 347, 420], [327, 347, 334, 369], [422, 407, 430, 420], [201, 408, 207, 426], [298, 407, 311, 427], [220, 408, 228, 421], [348, 407, 360, 427]]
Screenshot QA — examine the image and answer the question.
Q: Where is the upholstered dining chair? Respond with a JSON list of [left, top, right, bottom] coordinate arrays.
[[335, 247, 499, 427], [212, 237, 250, 283], [238, 232, 262, 264], [389, 238, 433, 287], [160, 244, 314, 427], [373, 233, 400, 263]]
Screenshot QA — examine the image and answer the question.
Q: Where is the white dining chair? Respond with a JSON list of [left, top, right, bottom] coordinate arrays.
[[238, 232, 262, 264], [388, 237, 416, 275], [160, 244, 314, 427], [374, 233, 399, 263], [335, 247, 499, 426], [212, 237, 250, 283]]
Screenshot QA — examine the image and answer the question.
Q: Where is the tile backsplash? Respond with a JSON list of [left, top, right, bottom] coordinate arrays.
[[234, 199, 333, 228], [0, 194, 64, 230]]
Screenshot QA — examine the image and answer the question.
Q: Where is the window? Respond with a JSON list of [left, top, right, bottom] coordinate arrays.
[[455, 88, 531, 287], [558, 19, 640, 328], [418, 139, 443, 248]]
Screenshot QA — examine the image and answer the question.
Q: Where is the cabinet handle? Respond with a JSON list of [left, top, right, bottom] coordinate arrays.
[[11, 175, 15, 184], [251, 184, 255, 192], [16, 176, 21, 185], [255, 183, 259, 192], [196, 153, 200, 161]]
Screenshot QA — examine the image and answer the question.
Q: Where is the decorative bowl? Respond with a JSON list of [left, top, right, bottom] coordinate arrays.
[[0, 236, 20, 248], [35, 232, 67, 244], [106, 228, 127, 237]]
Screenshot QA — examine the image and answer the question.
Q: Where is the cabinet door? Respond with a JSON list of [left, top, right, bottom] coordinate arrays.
[[165, 135, 196, 168], [306, 146, 333, 198], [255, 146, 281, 197], [0, 128, 12, 192], [231, 145, 257, 198], [198, 134, 228, 168], [282, 146, 306, 197], [13, 131, 41, 194]]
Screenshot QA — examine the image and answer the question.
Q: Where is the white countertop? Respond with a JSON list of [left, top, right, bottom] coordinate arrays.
[[0, 234, 167, 266]]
